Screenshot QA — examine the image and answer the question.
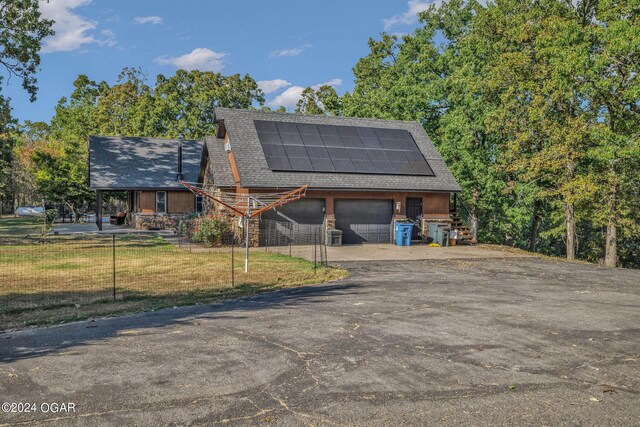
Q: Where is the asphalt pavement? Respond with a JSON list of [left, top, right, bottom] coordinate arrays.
[[1, 257, 639, 426]]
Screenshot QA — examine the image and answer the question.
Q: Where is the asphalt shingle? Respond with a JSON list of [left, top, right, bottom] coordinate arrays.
[[89, 136, 203, 190], [213, 108, 461, 192]]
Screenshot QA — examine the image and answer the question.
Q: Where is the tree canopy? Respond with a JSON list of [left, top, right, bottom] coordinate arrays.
[[322, 0, 639, 267], [0, 0, 54, 101], [19, 68, 265, 218], [3, 0, 638, 268]]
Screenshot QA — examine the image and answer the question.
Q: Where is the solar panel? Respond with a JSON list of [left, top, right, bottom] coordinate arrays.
[[255, 120, 435, 176]]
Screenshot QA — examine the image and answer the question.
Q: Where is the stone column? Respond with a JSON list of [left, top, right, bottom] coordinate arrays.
[[248, 217, 260, 247]]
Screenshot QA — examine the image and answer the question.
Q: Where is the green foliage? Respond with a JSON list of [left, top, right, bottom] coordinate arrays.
[[295, 85, 342, 115], [342, 0, 639, 267], [44, 208, 57, 225], [0, 0, 54, 101], [22, 68, 266, 221], [190, 213, 231, 246]]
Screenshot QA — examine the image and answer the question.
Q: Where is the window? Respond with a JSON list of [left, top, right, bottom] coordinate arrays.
[[195, 195, 203, 213], [156, 191, 167, 214]]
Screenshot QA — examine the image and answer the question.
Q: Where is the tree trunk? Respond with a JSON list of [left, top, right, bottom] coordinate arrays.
[[604, 222, 617, 268], [566, 202, 576, 260], [66, 202, 80, 223], [565, 157, 576, 260], [529, 199, 541, 252], [471, 188, 479, 242], [604, 161, 618, 268]]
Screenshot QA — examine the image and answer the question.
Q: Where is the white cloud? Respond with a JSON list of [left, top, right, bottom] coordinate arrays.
[[270, 86, 305, 108], [268, 44, 311, 58], [269, 48, 303, 58], [311, 79, 342, 90], [97, 29, 116, 47], [383, 0, 441, 30], [154, 48, 227, 72], [257, 79, 291, 94], [40, 0, 104, 53], [270, 79, 342, 108], [135, 16, 163, 25]]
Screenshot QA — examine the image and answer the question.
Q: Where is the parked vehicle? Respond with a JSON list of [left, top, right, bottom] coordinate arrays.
[[15, 206, 45, 217]]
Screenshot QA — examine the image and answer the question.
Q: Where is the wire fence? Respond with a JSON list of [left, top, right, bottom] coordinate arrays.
[[0, 222, 331, 331]]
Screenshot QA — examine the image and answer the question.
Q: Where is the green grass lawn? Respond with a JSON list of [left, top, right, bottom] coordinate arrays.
[[0, 217, 347, 330], [0, 216, 48, 238]]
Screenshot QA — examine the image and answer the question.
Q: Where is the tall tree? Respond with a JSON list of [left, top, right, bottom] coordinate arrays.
[[342, 1, 508, 243], [296, 85, 342, 115], [30, 75, 103, 220], [0, 96, 15, 212], [0, 0, 54, 101], [0, 0, 53, 213], [483, 0, 593, 260], [152, 70, 264, 139], [94, 68, 153, 137], [585, 0, 640, 267]]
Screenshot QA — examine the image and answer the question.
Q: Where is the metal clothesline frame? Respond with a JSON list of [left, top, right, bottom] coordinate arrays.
[[179, 181, 308, 272]]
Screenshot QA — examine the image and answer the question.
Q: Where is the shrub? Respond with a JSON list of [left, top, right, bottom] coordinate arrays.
[[179, 218, 194, 238], [44, 209, 57, 226], [191, 213, 231, 246]]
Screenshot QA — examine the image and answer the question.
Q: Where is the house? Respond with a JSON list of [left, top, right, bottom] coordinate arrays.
[[89, 108, 462, 243], [203, 108, 461, 244], [88, 136, 204, 230]]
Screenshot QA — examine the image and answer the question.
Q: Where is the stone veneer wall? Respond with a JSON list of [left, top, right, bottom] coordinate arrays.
[[132, 213, 191, 231]]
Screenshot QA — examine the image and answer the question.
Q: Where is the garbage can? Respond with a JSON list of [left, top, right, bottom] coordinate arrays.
[[449, 229, 458, 246], [441, 228, 450, 247], [326, 229, 343, 246], [428, 222, 451, 246], [394, 222, 413, 246]]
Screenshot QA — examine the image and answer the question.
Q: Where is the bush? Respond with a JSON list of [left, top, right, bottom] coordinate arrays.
[[191, 213, 231, 246], [44, 209, 57, 226]]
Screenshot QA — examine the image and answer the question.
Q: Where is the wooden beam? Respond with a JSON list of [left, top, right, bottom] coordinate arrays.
[[95, 191, 102, 231]]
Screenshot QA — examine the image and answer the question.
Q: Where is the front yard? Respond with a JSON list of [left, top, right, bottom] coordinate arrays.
[[0, 217, 346, 330]]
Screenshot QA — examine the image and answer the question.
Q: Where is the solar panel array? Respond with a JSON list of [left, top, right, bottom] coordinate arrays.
[[254, 120, 435, 176]]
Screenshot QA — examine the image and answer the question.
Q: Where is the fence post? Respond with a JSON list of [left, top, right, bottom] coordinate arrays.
[[289, 226, 292, 257], [112, 234, 116, 301], [231, 235, 235, 288], [314, 229, 317, 274], [324, 231, 328, 266]]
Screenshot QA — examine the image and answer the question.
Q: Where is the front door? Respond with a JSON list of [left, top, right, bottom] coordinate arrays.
[[406, 198, 422, 239]]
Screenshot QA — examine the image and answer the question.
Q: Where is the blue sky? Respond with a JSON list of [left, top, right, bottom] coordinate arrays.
[[4, 0, 437, 123]]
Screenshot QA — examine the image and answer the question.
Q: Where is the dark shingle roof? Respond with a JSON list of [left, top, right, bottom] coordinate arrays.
[[213, 108, 461, 192], [89, 136, 203, 190], [204, 136, 235, 187]]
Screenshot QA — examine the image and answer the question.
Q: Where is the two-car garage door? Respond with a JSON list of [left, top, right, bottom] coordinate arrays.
[[335, 199, 393, 244], [260, 198, 325, 245], [259, 198, 393, 245]]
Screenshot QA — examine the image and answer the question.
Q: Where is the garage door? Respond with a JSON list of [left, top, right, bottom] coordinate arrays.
[[259, 198, 325, 245], [335, 199, 393, 244]]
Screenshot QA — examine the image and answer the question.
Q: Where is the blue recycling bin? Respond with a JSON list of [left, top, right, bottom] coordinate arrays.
[[394, 222, 413, 246]]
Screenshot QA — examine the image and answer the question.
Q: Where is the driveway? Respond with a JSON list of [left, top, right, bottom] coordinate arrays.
[[271, 243, 535, 262], [1, 257, 639, 426]]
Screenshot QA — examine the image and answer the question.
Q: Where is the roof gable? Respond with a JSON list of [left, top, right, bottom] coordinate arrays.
[[89, 136, 203, 190]]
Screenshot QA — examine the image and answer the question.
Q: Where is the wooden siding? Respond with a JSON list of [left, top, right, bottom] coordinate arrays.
[[168, 191, 195, 213], [134, 190, 194, 213], [301, 190, 451, 218], [423, 192, 450, 218], [138, 191, 155, 213]]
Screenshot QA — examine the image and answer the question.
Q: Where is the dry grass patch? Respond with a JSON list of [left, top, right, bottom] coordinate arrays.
[[0, 220, 347, 330]]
